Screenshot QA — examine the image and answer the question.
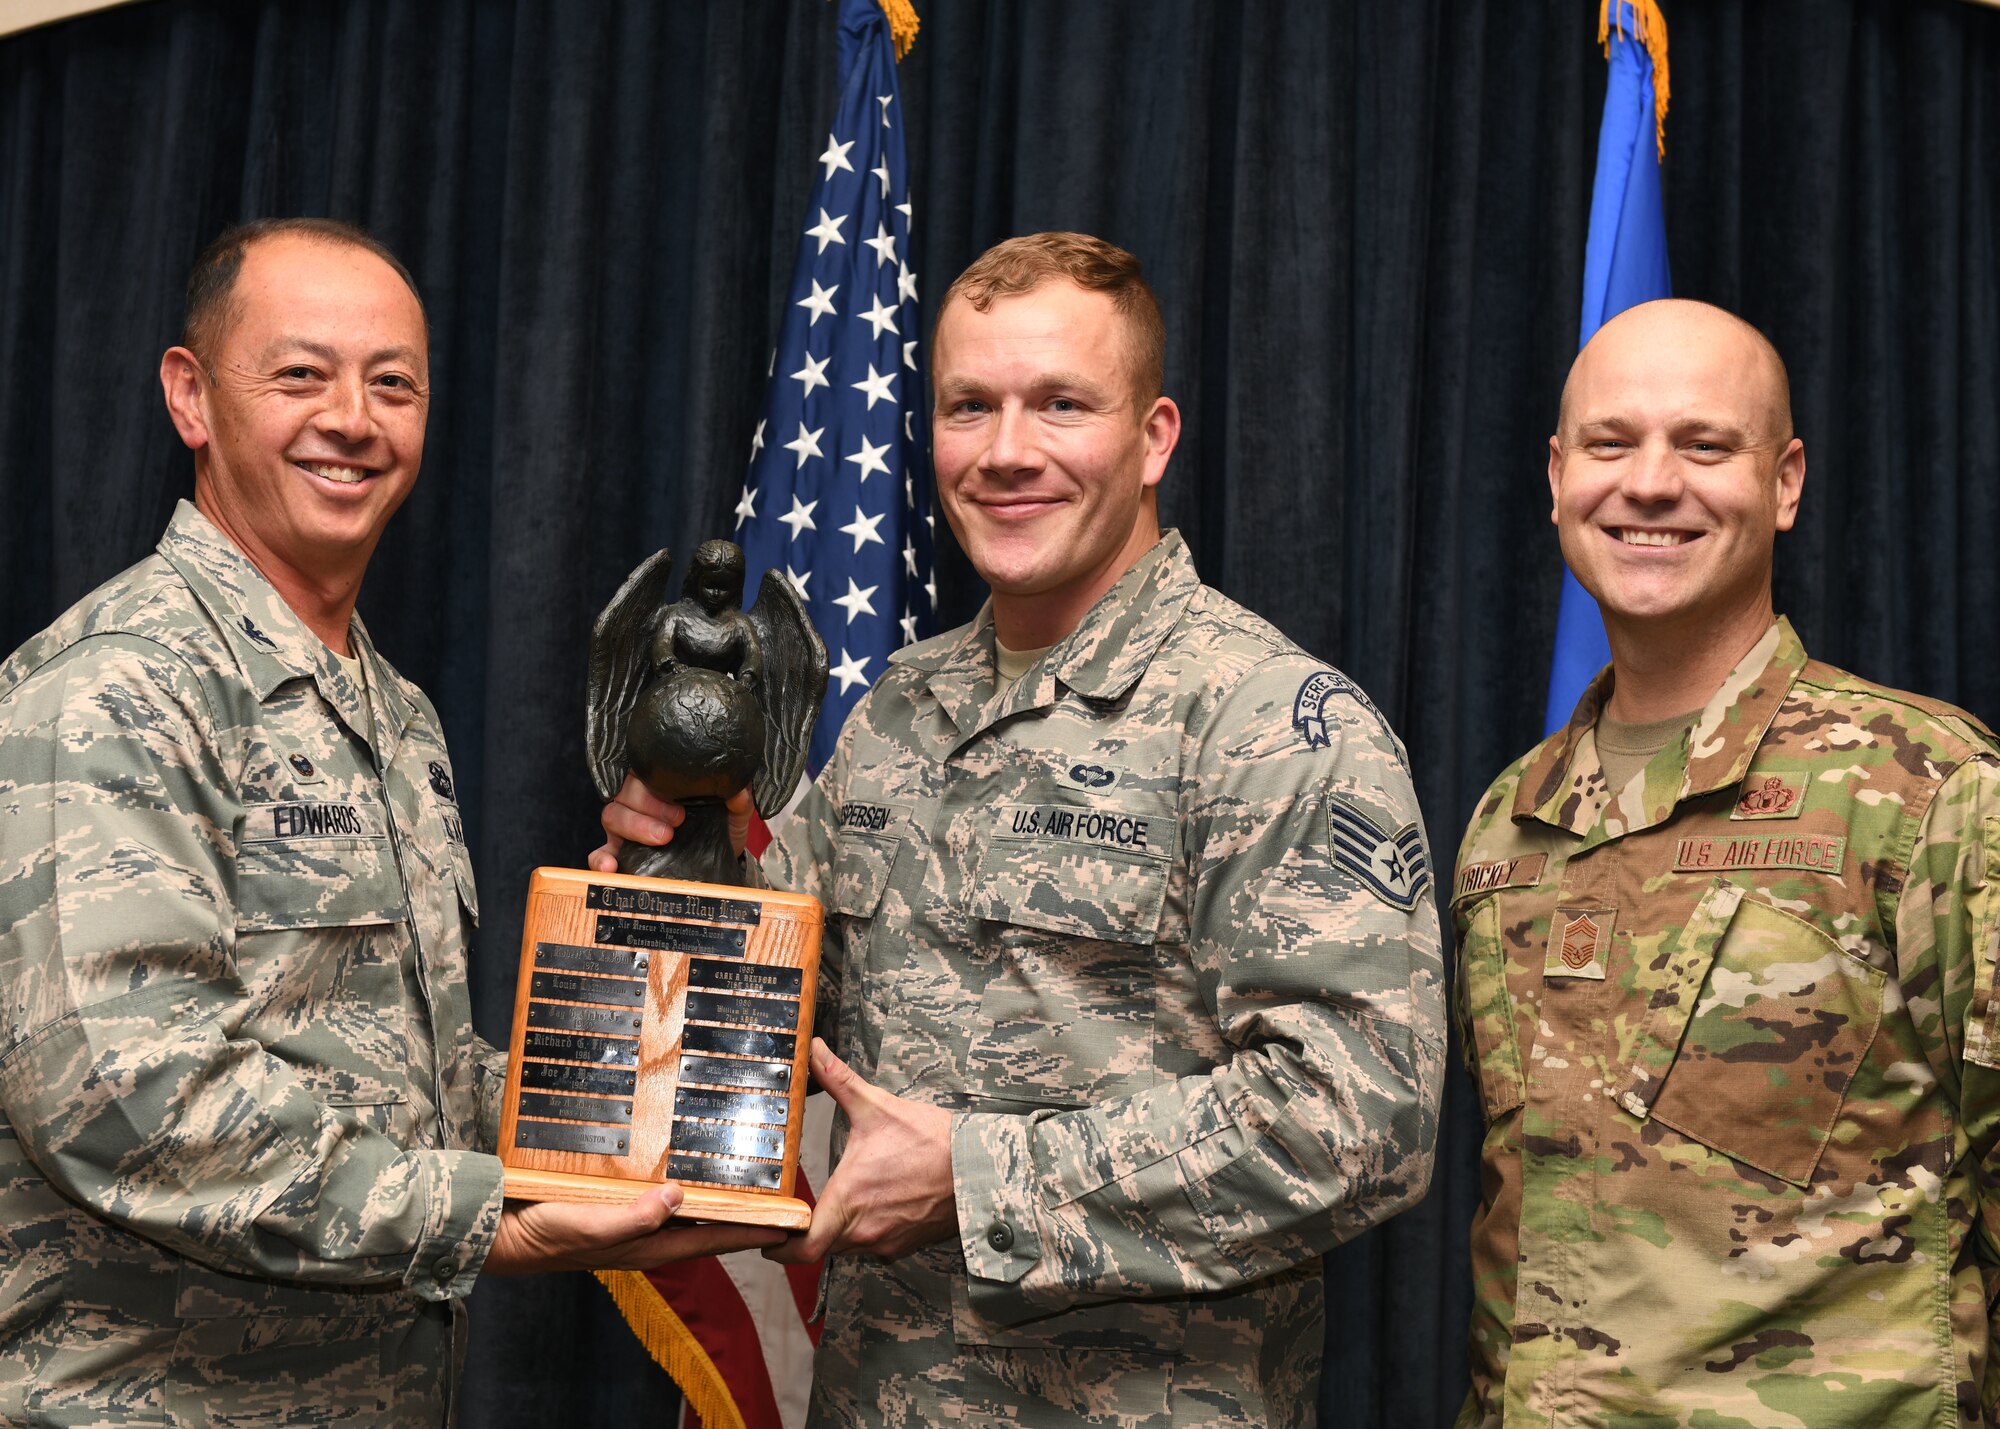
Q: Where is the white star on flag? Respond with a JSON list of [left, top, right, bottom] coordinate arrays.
[[833, 578, 879, 624], [859, 293, 900, 339], [845, 434, 892, 482], [819, 133, 855, 179], [851, 364, 896, 409], [791, 352, 831, 396], [829, 647, 872, 695], [782, 423, 825, 469], [839, 507, 887, 552], [805, 207, 848, 253], [797, 279, 839, 325], [863, 223, 898, 268], [733, 487, 758, 529], [778, 496, 819, 540]]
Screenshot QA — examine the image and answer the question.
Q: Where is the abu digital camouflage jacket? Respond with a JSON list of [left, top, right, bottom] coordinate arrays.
[[767, 532, 1446, 1427], [1453, 617, 2000, 1428], [0, 502, 507, 1427]]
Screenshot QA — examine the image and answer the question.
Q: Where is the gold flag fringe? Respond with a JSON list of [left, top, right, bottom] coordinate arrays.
[[1599, 0, 1670, 161], [877, 0, 919, 61], [596, 1269, 748, 1429]]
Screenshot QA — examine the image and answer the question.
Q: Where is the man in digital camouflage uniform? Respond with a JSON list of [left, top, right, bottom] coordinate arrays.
[[1451, 298, 2000, 1427], [600, 232, 1446, 1425], [0, 218, 773, 1427]]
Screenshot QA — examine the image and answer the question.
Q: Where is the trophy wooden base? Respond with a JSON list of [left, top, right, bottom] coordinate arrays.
[[496, 867, 823, 1230], [502, 1166, 813, 1230]]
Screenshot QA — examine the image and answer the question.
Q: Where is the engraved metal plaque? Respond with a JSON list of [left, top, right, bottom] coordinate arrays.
[[529, 970, 647, 1008], [585, 883, 764, 925], [684, 991, 799, 1031], [501, 867, 822, 1229], [526, 1002, 646, 1037], [536, 941, 651, 977], [677, 1053, 792, 1092], [688, 959, 804, 998], [518, 1061, 639, 1097], [683, 1024, 796, 1062], [522, 1030, 640, 1067], [670, 1119, 787, 1161], [595, 915, 747, 958], [517, 1091, 634, 1124], [673, 1087, 790, 1127], [667, 1152, 784, 1191], [516, 1121, 632, 1157]]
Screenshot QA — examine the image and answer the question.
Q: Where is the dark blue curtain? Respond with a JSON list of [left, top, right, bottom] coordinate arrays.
[[4, 2, 1996, 1423]]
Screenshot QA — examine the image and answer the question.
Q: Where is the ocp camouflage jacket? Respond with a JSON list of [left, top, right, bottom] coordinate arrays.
[[1453, 617, 2000, 1428]]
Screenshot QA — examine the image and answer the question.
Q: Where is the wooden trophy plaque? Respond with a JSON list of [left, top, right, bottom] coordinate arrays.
[[497, 866, 822, 1229]]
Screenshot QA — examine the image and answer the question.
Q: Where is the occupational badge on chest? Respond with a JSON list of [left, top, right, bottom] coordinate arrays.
[[1545, 905, 1615, 981], [1731, 774, 1803, 820]]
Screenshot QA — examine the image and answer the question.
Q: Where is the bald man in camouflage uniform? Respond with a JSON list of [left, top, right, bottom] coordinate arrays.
[[0, 219, 770, 1427], [602, 232, 1445, 1426], [1452, 299, 2000, 1427]]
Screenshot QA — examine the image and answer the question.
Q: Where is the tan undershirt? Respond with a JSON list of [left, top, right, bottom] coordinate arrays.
[[1595, 708, 1701, 795], [996, 637, 1055, 693]]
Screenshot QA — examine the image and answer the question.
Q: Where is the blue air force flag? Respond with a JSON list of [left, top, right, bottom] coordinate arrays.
[[1544, 0, 1673, 736]]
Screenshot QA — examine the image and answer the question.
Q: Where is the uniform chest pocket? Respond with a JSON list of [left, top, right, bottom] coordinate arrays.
[[829, 824, 901, 920], [236, 796, 406, 931], [962, 824, 1171, 1105], [1613, 880, 1885, 1186]]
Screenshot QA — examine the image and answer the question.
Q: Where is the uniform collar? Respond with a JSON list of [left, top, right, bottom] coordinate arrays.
[[158, 500, 413, 762], [1515, 616, 1803, 840], [892, 531, 1199, 744]]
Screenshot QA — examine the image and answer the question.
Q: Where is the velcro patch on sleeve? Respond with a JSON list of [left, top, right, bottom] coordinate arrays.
[[1327, 797, 1431, 911]]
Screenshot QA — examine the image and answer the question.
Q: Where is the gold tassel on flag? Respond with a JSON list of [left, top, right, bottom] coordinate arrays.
[[596, 1270, 748, 1429], [875, 0, 918, 60], [1599, 0, 1669, 159]]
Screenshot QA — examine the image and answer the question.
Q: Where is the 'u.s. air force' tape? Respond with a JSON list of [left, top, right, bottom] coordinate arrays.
[[1326, 797, 1431, 911]]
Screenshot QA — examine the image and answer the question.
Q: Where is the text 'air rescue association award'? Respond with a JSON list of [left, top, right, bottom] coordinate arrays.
[[497, 541, 829, 1229]]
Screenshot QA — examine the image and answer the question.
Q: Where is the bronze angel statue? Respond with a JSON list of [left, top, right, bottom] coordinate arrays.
[[586, 540, 827, 885]]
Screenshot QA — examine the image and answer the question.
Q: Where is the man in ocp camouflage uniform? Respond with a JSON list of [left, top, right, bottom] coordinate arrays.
[[600, 232, 1446, 1426], [0, 218, 774, 1427], [1452, 298, 2000, 1427]]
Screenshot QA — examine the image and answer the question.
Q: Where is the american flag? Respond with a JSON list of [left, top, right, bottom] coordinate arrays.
[[601, 4, 930, 1427], [735, 0, 935, 772]]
